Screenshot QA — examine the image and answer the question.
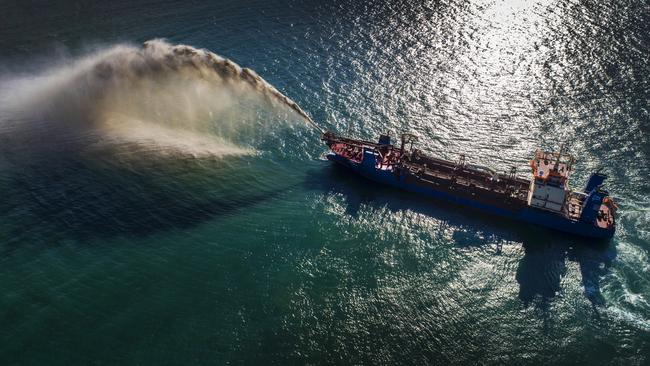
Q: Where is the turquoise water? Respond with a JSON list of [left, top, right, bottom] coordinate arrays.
[[1, 0, 649, 364]]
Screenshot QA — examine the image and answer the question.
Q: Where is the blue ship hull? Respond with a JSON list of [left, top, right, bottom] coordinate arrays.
[[327, 153, 615, 239]]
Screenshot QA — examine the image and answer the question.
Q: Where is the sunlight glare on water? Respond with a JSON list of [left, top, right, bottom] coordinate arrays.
[[0, 0, 648, 364]]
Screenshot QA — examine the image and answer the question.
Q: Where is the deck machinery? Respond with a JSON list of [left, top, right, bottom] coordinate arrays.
[[322, 131, 616, 238]]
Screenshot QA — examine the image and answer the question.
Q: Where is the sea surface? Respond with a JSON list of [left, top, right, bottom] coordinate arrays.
[[0, 0, 649, 364]]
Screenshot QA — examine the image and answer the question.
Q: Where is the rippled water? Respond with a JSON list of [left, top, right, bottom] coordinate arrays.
[[1, 0, 649, 364]]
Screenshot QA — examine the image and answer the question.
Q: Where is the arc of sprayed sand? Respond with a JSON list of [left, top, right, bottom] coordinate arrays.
[[143, 40, 325, 134]]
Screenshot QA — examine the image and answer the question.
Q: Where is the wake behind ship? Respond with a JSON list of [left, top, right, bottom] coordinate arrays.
[[322, 132, 617, 239]]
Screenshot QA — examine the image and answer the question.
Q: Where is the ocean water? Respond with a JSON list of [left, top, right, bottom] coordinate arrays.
[[0, 0, 649, 364]]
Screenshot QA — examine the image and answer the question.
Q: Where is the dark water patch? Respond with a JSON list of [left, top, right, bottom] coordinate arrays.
[[0, 148, 289, 251]]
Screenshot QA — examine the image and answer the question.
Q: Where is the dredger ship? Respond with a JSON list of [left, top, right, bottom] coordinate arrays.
[[322, 131, 617, 239]]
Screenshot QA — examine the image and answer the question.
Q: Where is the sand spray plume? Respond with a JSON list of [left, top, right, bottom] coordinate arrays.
[[0, 39, 322, 157], [140, 39, 322, 132]]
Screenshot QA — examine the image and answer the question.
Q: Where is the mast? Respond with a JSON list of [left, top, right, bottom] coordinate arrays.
[[399, 133, 418, 155], [553, 143, 564, 172]]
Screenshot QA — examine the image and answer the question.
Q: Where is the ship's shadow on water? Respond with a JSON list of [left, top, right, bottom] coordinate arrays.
[[306, 163, 617, 308], [516, 237, 616, 311]]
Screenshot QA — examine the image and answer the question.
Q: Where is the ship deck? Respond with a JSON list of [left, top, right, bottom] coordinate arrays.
[[596, 204, 615, 229], [326, 135, 529, 202], [567, 193, 615, 229], [403, 150, 529, 202]]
